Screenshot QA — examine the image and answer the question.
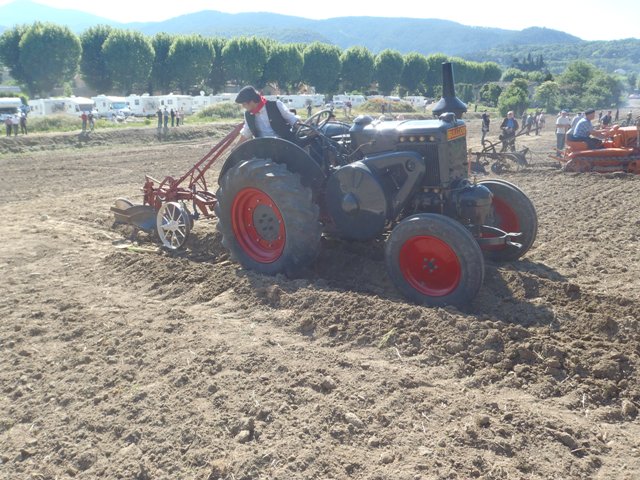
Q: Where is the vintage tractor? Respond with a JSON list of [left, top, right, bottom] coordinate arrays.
[[214, 63, 538, 307], [556, 122, 640, 173]]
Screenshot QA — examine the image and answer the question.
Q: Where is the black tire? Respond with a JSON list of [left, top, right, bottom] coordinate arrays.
[[478, 179, 538, 262], [215, 159, 321, 275], [385, 214, 485, 307]]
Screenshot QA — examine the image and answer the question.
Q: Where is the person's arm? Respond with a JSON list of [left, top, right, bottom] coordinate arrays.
[[276, 100, 301, 128]]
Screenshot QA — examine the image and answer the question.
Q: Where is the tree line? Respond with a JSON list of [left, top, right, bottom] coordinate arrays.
[[0, 22, 502, 98]]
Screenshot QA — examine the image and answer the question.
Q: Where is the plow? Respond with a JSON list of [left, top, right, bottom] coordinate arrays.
[[111, 123, 243, 249]]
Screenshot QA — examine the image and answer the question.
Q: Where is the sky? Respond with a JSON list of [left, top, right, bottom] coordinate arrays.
[[1, 0, 639, 41]]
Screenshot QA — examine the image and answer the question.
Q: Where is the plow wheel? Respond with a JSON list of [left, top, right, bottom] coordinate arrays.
[[156, 202, 192, 250], [385, 214, 484, 307], [478, 179, 538, 262], [215, 159, 321, 276]]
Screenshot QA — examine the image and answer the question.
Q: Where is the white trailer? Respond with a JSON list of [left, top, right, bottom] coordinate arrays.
[[28, 98, 69, 117], [191, 93, 234, 113], [158, 94, 193, 115], [64, 97, 96, 115], [92, 95, 130, 117], [332, 94, 366, 106], [125, 94, 159, 117], [0, 97, 23, 121]]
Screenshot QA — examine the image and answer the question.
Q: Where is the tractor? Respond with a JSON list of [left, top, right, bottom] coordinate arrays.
[[214, 63, 538, 307]]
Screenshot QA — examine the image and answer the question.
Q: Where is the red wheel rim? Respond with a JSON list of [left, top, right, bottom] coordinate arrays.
[[231, 188, 285, 263], [399, 236, 461, 297], [482, 195, 520, 251]]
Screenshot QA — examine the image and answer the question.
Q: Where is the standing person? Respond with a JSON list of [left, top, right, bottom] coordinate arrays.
[[626, 110, 633, 125], [19, 112, 27, 135], [601, 110, 612, 127], [525, 113, 534, 135], [345, 100, 352, 117], [481, 110, 490, 144], [11, 113, 20, 135], [615, 108, 619, 122], [306, 103, 312, 118], [499, 111, 519, 152], [569, 108, 606, 150], [156, 108, 162, 128], [80, 111, 88, 132], [4, 116, 12, 136], [234, 85, 299, 145], [163, 108, 169, 129], [555, 110, 571, 151], [570, 112, 583, 132], [170, 108, 175, 127], [88, 112, 95, 132]]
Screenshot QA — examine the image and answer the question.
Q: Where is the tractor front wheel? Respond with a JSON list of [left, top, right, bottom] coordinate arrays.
[[385, 214, 485, 307], [478, 179, 538, 262], [215, 159, 321, 276]]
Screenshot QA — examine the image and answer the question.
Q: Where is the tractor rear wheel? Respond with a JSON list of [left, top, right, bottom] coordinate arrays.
[[385, 214, 484, 307], [215, 159, 321, 276], [478, 179, 538, 262]]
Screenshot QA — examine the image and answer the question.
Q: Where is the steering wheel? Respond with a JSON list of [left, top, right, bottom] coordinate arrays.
[[305, 109, 334, 129], [293, 121, 321, 143]]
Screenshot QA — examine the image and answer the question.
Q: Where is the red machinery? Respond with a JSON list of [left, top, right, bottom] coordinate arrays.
[[555, 123, 640, 174], [111, 123, 242, 249]]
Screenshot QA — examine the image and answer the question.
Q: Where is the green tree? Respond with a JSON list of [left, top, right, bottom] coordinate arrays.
[[0, 25, 28, 86], [150, 32, 175, 94], [374, 49, 403, 95], [80, 25, 113, 94], [262, 43, 303, 92], [340, 46, 374, 92], [222, 37, 268, 87], [206, 37, 227, 94], [166, 35, 214, 94], [501, 68, 527, 82], [534, 81, 560, 112], [479, 83, 502, 107], [18, 22, 81, 96], [301, 42, 342, 93], [482, 62, 503, 83], [497, 78, 529, 116], [400, 52, 428, 94], [424, 54, 449, 96], [102, 29, 154, 95]]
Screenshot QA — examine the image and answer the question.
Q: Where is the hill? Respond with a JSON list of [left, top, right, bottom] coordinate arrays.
[[0, 1, 581, 57]]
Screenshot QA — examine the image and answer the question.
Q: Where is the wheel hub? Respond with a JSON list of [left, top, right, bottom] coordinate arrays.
[[252, 204, 281, 242]]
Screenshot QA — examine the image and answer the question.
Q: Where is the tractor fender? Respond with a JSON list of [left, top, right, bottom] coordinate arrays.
[[219, 137, 326, 193]]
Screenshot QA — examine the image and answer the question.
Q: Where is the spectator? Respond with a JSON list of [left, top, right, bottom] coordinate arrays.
[[156, 108, 162, 128], [626, 110, 633, 125], [19, 112, 27, 135], [481, 110, 490, 144], [601, 110, 612, 127], [345, 100, 352, 116], [555, 110, 571, 151], [615, 108, 619, 122], [88, 112, 95, 132], [235, 85, 299, 145], [4, 116, 11, 136], [499, 111, 519, 152], [11, 113, 20, 135], [81, 111, 88, 132], [306, 103, 312, 118], [163, 108, 169, 129], [569, 108, 606, 150], [535, 111, 545, 135], [570, 112, 583, 132], [525, 113, 534, 135], [170, 108, 175, 127]]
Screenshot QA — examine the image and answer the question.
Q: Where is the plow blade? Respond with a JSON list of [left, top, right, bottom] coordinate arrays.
[[111, 198, 156, 232]]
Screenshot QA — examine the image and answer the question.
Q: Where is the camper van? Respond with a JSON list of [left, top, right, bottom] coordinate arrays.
[[332, 94, 366, 107], [64, 97, 96, 116], [28, 97, 94, 117], [158, 94, 193, 115], [125, 94, 159, 117], [92, 95, 131, 118], [269, 94, 326, 111], [0, 97, 22, 121], [191, 93, 234, 114]]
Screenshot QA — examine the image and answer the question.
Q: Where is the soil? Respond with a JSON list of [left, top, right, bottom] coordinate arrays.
[[1, 118, 639, 480]]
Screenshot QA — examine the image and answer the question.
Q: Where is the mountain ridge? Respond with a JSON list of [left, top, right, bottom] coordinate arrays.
[[0, 0, 584, 57]]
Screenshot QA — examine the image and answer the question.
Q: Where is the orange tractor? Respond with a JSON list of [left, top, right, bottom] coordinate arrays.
[[556, 122, 640, 174]]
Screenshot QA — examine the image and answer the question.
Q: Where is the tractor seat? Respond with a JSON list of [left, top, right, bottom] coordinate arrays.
[[565, 139, 588, 152]]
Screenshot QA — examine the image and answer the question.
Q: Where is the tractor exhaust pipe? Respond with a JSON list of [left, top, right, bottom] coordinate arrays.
[[432, 62, 467, 119]]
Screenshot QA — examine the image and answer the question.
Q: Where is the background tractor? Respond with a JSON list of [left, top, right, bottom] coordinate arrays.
[[214, 63, 538, 307]]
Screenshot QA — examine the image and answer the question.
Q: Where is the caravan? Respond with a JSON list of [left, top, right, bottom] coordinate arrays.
[[28, 97, 95, 117], [0, 97, 23, 121], [92, 95, 131, 118], [64, 97, 96, 115], [125, 94, 159, 117], [158, 94, 193, 115], [191, 93, 235, 114]]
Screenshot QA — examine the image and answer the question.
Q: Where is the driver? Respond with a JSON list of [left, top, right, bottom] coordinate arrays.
[[235, 86, 299, 144]]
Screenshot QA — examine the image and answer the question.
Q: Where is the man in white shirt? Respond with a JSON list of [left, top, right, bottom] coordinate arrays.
[[235, 86, 299, 145]]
